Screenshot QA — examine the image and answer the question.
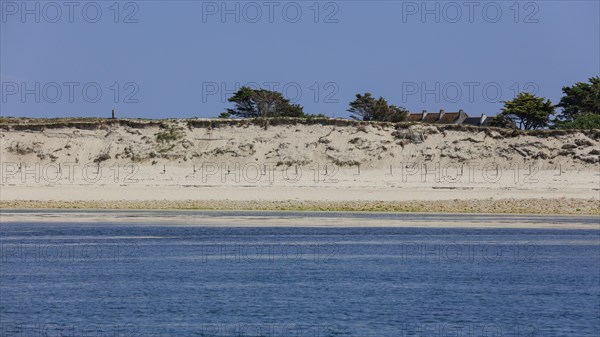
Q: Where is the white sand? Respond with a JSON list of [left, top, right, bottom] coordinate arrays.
[[1, 119, 599, 214]]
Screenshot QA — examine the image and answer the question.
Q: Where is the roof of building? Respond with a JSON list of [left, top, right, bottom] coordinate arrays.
[[480, 118, 493, 127], [407, 113, 422, 122], [438, 112, 461, 124], [462, 117, 482, 126], [407, 111, 466, 123], [422, 113, 441, 123]]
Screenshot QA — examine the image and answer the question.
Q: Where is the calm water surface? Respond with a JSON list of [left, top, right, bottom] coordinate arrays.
[[1, 211, 599, 336]]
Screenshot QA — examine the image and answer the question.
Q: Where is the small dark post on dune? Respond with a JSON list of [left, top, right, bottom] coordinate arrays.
[[111, 109, 116, 119]]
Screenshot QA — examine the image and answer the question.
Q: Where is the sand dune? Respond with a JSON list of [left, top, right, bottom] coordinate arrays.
[[1, 118, 598, 214]]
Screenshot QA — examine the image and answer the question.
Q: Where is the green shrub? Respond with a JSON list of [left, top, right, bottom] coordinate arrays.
[[555, 113, 600, 130], [155, 126, 185, 143]]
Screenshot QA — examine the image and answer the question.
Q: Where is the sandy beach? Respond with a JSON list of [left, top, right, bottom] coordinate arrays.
[[1, 118, 599, 214]]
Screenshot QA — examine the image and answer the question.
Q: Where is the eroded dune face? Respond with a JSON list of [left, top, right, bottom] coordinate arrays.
[[1, 118, 599, 170], [1, 119, 599, 214]]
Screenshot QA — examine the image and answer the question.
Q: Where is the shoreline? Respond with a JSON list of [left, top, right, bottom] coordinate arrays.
[[2, 204, 598, 229], [2, 198, 599, 215]]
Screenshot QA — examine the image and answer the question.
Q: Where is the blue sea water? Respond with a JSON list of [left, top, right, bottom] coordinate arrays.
[[0, 211, 599, 336]]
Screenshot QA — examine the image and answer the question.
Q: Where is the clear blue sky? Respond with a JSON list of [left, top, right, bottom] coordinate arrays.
[[1, 0, 598, 119]]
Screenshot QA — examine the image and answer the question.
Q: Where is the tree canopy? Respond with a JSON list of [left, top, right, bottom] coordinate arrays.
[[227, 87, 304, 118], [348, 93, 408, 122], [557, 77, 600, 121], [553, 77, 600, 129], [488, 114, 516, 129], [497, 93, 555, 130]]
